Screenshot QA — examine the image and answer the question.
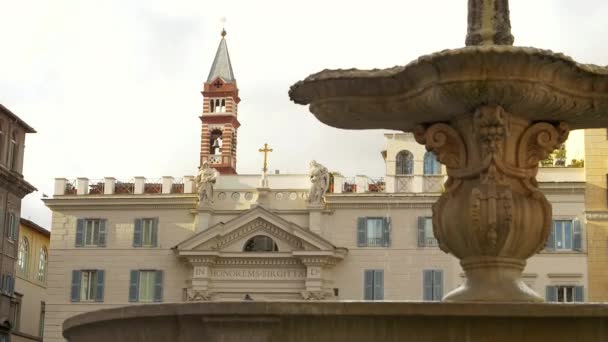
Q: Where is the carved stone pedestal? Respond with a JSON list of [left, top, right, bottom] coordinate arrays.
[[414, 105, 568, 301]]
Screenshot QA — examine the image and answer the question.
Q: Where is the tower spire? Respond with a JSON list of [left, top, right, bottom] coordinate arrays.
[[207, 26, 235, 84]]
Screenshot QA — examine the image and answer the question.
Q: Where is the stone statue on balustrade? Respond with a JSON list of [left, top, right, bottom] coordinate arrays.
[[196, 161, 218, 207], [308, 160, 329, 205]]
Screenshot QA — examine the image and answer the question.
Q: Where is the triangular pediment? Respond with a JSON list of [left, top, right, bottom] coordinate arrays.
[[176, 206, 338, 254]]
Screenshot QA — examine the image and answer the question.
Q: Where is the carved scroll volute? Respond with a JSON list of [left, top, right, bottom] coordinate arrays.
[[517, 121, 569, 171], [414, 123, 467, 170]]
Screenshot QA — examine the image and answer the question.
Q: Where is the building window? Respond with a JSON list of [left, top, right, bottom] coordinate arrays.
[[546, 285, 584, 303], [7, 130, 18, 170], [417, 217, 438, 247], [129, 270, 163, 303], [1, 274, 15, 295], [395, 150, 414, 175], [357, 217, 390, 247], [39, 301, 45, 337], [10, 293, 22, 331], [133, 218, 158, 248], [243, 235, 278, 252], [75, 219, 107, 247], [363, 269, 384, 300], [17, 237, 29, 276], [423, 151, 441, 175], [210, 98, 226, 113], [38, 247, 48, 284], [7, 212, 18, 241], [546, 219, 582, 251], [71, 270, 105, 302], [423, 269, 443, 301], [0, 120, 4, 164]]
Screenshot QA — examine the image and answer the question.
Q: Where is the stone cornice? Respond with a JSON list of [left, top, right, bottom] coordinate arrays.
[[0, 166, 36, 198], [43, 194, 197, 210]]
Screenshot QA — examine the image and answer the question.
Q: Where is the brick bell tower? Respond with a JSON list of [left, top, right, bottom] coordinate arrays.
[[199, 28, 240, 174]]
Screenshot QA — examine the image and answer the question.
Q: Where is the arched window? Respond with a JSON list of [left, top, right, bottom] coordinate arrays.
[[209, 129, 223, 155], [395, 150, 414, 175], [18, 237, 29, 276], [423, 152, 441, 175], [38, 247, 48, 284], [8, 130, 17, 170], [243, 235, 278, 252]]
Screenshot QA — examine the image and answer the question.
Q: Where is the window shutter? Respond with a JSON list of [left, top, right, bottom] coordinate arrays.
[[574, 286, 584, 302], [572, 218, 582, 251], [95, 270, 105, 302], [545, 222, 556, 251], [433, 270, 443, 300], [133, 219, 143, 247], [75, 219, 85, 247], [364, 270, 374, 300], [357, 218, 367, 247], [373, 270, 384, 300], [545, 286, 557, 302], [71, 270, 81, 302], [129, 270, 139, 302], [151, 218, 159, 247], [417, 217, 426, 247], [154, 270, 164, 302], [382, 217, 391, 247], [97, 219, 107, 247], [423, 270, 433, 301]]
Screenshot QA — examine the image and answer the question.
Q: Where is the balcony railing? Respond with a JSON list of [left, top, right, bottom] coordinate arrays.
[[144, 179, 162, 194], [422, 175, 444, 193], [172, 178, 184, 194], [343, 178, 357, 193], [88, 180, 105, 195], [367, 178, 385, 193], [365, 237, 385, 247], [395, 175, 414, 193], [115, 180, 135, 194], [65, 179, 77, 195]]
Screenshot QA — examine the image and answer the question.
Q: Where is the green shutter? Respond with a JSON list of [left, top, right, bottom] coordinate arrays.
[[363, 270, 374, 300], [574, 286, 584, 302], [357, 218, 367, 247], [373, 270, 384, 300], [75, 219, 85, 247], [572, 218, 582, 251], [151, 218, 159, 247], [95, 270, 105, 302], [545, 286, 557, 302], [133, 219, 143, 247], [97, 219, 107, 247], [382, 217, 391, 247], [129, 270, 139, 302], [423, 270, 433, 301], [417, 217, 426, 247], [71, 271, 81, 302], [433, 270, 443, 301], [154, 270, 164, 302], [545, 221, 556, 251]]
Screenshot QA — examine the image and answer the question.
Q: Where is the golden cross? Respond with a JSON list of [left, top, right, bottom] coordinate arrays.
[[258, 143, 273, 173]]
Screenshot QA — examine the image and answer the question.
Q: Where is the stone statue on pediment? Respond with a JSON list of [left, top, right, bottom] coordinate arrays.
[[308, 160, 329, 205], [196, 161, 218, 206]]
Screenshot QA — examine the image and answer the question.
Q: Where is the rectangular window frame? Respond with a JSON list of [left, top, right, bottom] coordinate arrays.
[[422, 269, 443, 301], [546, 218, 582, 252], [130, 269, 163, 303], [357, 217, 390, 248], [363, 269, 384, 301]]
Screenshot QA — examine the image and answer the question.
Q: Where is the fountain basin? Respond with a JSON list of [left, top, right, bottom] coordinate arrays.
[[64, 301, 608, 342]]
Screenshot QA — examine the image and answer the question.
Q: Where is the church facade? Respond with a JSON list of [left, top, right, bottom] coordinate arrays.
[[42, 32, 589, 341]]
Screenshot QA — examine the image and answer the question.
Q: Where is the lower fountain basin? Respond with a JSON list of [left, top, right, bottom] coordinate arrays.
[[64, 301, 608, 342]]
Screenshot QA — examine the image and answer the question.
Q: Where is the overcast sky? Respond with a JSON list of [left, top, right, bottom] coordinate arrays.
[[1, 0, 606, 228]]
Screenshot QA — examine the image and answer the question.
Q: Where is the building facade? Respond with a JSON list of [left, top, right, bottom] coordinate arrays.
[[0, 105, 36, 341], [583, 128, 608, 301], [14, 219, 48, 342], [42, 34, 588, 341]]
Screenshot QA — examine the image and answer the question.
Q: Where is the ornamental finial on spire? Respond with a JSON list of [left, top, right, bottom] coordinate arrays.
[[220, 17, 227, 38]]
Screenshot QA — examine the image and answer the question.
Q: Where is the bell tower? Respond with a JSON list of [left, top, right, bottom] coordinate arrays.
[[199, 29, 240, 174]]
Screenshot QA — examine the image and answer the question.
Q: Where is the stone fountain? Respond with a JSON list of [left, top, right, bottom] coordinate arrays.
[[63, 1, 608, 341]]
